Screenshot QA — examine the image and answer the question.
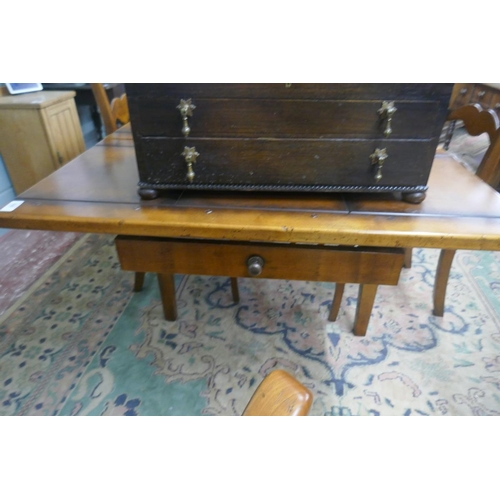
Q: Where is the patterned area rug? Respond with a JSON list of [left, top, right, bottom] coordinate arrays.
[[1, 232, 500, 416]]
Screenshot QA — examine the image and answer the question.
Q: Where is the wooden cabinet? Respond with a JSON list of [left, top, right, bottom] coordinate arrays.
[[127, 84, 453, 203], [0, 91, 85, 194]]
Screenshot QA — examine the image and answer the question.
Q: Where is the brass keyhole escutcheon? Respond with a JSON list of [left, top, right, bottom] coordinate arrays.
[[181, 146, 199, 183], [370, 148, 388, 182], [177, 98, 196, 138], [378, 101, 397, 137], [285, 83, 292, 88]]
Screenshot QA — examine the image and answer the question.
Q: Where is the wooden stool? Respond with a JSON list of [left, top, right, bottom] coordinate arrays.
[[242, 370, 313, 416], [115, 236, 404, 336]]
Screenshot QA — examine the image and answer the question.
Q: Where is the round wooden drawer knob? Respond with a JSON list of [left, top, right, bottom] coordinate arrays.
[[247, 255, 264, 276]]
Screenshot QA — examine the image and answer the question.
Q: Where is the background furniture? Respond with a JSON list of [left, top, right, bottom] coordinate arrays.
[[0, 91, 85, 194], [242, 370, 313, 416], [42, 83, 126, 142], [443, 83, 500, 149], [90, 83, 129, 136], [1, 124, 500, 337]]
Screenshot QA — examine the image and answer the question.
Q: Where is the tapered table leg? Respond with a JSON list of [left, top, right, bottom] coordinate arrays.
[[433, 249, 456, 317], [353, 284, 378, 336], [328, 283, 345, 322], [158, 273, 177, 321], [403, 248, 413, 269], [134, 272, 145, 292], [230, 277, 240, 303]]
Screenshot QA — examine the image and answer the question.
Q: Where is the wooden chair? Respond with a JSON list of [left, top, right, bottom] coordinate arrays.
[[432, 104, 500, 315], [330, 104, 500, 322], [242, 369, 313, 416], [90, 83, 130, 136]]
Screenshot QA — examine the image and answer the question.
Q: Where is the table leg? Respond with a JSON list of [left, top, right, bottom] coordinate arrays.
[[433, 249, 456, 317], [353, 284, 378, 336], [158, 273, 177, 321], [328, 283, 345, 322], [134, 272, 145, 292], [403, 248, 413, 269], [230, 277, 240, 303]]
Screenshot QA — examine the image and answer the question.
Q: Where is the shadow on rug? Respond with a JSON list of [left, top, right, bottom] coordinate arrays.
[[1, 233, 500, 416]]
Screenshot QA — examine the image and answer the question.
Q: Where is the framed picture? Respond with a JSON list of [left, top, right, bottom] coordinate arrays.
[[5, 83, 43, 95]]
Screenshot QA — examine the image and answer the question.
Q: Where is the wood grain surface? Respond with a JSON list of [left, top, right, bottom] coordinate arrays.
[[132, 98, 444, 139]]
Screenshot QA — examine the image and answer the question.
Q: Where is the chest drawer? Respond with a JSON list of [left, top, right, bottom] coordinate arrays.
[[131, 98, 444, 140], [136, 137, 438, 190]]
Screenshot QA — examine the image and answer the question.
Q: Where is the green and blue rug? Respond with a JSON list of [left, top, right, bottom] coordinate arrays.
[[1, 232, 500, 416]]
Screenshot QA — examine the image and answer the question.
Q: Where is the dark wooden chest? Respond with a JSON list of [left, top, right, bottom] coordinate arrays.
[[127, 84, 454, 202]]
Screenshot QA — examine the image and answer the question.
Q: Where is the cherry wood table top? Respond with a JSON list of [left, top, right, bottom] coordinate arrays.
[[1, 124, 500, 251]]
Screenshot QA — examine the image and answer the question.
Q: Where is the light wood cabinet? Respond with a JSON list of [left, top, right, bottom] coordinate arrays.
[[0, 91, 85, 194]]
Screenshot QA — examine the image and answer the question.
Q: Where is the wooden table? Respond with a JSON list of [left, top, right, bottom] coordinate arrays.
[[1, 125, 500, 335]]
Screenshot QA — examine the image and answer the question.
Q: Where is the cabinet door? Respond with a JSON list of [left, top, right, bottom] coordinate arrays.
[[42, 99, 85, 168]]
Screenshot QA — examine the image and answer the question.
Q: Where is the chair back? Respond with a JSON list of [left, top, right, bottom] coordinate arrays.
[[242, 369, 313, 416], [447, 103, 500, 188], [90, 83, 129, 136]]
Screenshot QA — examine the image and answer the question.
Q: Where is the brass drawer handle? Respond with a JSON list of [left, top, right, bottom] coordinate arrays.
[[370, 148, 388, 182], [177, 98, 196, 137], [247, 255, 264, 276], [181, 146, 199, 182], [377, 101, 397, 137]]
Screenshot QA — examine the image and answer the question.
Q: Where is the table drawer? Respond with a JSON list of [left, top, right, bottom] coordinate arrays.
[[115, 236, 404, 284], [136, 137, 438, 191], [132, 98, 445, 140]]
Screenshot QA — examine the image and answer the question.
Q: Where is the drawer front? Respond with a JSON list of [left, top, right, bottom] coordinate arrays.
[[116, 236, 404, 284], [127, 83, 453, 101], [131, 98, 445, 140], [136, 138, 438, 190]]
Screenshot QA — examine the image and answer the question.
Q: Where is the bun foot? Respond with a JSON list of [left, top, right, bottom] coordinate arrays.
[[402, 191, 426, 204], [138, 188, 159, 200]]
